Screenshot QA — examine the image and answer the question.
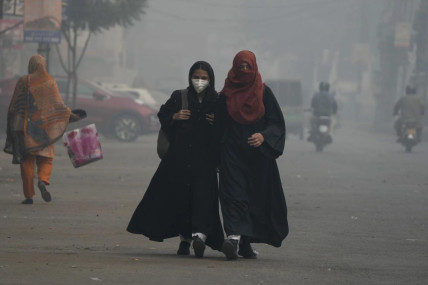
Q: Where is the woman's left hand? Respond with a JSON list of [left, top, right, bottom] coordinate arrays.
[[248, 133, 264, 147], [69, 113, 81, 122], [206, 113, 214, 125]]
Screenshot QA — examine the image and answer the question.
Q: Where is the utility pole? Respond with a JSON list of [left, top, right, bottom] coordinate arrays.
[[412, 0, 428, 125], [375, 0, 413, 131], [37, 43, 51, 72]]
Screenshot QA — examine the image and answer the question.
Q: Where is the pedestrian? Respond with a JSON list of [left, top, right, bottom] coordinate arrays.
[[127, 61, 224, 258], [3, 55, 81, 204], [214, 50, 289, 260]]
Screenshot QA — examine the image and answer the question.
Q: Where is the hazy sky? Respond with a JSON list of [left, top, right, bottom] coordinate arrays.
[[124, 0, 381, 93]]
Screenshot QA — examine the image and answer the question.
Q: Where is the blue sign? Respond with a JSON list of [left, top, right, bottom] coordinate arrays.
[[24, 30, 61, 43]]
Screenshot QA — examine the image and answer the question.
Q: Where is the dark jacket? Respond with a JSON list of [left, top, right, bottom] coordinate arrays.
[[394, 94, 425, 127], [311, 91, 337, 117]]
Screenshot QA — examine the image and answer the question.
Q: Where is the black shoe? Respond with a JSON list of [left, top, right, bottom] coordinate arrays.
[[21, 198, 33, 205], [238, 239, 258, 259], [221, 239, 239, 260], [177, 241, 190, 256], [192, 237, 206, 258], [38, 181, 51, 202]]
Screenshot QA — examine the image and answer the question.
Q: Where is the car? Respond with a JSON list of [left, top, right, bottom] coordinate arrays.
[[109, 87, 159, 108], [94, 82, 170, 110], [0, 77, 160, 142]]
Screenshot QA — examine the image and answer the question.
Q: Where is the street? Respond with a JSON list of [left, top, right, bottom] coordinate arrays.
[[0, 122, 427, 285]]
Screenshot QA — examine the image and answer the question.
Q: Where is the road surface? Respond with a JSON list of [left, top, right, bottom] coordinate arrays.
[[0, 122, 427, 284]]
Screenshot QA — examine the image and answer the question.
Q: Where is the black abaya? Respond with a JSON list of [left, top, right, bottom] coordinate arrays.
[[216, 85, 289, 247], [127, 88, 224, 250]]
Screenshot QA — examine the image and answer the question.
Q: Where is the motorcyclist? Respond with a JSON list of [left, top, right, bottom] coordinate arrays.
[[308, 81, 338, 142], [393, 86, 425, 142]]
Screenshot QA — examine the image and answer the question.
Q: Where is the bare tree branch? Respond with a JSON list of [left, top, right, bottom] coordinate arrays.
[[54, 44, 71, 74], [0, 21, 23, 36], [76, 32, 91, 69], [60, 25, 73, 51]]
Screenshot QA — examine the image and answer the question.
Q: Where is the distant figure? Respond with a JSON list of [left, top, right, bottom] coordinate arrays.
[[394, 86, 425, 141], [215, 50, 288, 260], [308, 81, 337, 141], [3, 55, 81, 204], [127, 61, 224, 258]]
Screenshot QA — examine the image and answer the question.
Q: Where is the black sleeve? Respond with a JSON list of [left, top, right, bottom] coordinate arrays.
[[332, 98, 338, 114], [393, 98, 402, 116], [157, 90, 180, 136], [259, 86, 286, 159], [311, 94, 316, 110]]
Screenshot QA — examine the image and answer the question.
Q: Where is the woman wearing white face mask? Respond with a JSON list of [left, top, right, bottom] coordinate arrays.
[[127, 61, 224, 258]]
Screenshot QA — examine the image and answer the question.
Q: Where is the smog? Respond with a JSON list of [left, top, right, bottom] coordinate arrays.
[[0, 1, 427, 284]]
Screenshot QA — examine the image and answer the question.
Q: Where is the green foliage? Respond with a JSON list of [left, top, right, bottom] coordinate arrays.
[[63, 0, 146, 33]]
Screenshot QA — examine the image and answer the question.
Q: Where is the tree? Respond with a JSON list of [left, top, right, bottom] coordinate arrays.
[[56, 0, 146, 107]]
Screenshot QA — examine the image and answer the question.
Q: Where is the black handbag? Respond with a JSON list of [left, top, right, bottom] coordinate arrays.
[[157, 89, 188, 159]]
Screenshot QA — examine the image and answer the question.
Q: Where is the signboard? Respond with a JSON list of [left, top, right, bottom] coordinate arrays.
[[23, 0, 61, 43], [394, 22, 411, 48], [2, 0, 24, 17]]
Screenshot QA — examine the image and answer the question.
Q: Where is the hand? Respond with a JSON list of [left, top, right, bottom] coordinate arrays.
[[206, 113, 214, 125], [173, 109, 191, 120], [248, 132, 264, 147], [69, 113, 81, 122]]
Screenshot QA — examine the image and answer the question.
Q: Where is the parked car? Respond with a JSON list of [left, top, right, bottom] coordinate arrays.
[[94, 81, 170, 110], [109, 87, 158, 108], [0, 77, 160, 142]]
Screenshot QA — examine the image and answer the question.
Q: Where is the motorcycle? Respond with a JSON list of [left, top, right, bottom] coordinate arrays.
[[399, 121, 419, 152], [309, 116, 332, 152]]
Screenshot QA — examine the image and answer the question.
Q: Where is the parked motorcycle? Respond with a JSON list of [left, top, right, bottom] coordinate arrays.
[[399, 121, 419, 152], [309, 116, 332, 152]]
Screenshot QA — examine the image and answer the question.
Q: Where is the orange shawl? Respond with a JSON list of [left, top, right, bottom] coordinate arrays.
[[4, 55, 71, 164]]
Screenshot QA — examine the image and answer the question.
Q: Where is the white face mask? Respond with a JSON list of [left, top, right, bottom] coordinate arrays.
[[192, 79, 209, 94]]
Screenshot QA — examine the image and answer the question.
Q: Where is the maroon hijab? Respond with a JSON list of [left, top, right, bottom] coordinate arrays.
[[222, 50, 265, 124]]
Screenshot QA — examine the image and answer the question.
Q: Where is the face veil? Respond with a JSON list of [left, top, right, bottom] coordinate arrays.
[[221, 50, 265, 124]]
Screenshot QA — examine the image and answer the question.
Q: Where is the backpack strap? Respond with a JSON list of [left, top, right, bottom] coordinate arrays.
[[180, 89, 188, 109]]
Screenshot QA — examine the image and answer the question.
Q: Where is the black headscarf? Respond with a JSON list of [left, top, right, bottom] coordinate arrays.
[[188, 61, 216, 95]]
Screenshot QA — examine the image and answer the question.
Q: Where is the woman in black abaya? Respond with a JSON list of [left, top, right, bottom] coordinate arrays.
[[215, 50, 289, 260], [127, 61, 224, 258]]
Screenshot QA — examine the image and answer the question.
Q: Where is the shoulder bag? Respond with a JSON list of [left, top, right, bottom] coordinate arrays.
[[157, 89, 188, 159]]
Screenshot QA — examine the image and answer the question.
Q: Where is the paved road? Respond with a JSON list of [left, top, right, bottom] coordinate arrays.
[[0, 123, 427, 284]]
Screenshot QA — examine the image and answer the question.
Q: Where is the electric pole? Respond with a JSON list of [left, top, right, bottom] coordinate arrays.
[[412, 0, 428, 125]]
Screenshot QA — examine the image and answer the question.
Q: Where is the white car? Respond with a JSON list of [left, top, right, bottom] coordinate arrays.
[[93, 81, 170, 109], [112, 88, 158, 108]]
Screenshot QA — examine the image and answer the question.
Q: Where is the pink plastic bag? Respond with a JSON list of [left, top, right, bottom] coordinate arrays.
[[63, 124, 103, 168]]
